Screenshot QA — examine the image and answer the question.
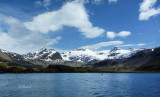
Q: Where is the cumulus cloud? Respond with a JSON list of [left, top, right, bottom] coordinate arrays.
[[108, 0, 118, 3], [26, 1, 105, 38], [107, 31, 131, 39], [35, 0, 51, 9], [139, 0, 160, 20], [117, 31, 131, 37], [80, 41, 123, 50], [106, 31, 116, 39], [0, 14, 61, 54]]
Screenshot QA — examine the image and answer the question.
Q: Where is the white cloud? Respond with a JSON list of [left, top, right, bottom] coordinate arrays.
[[139, 0, 160, 20], [117, 31, 131, 37], [80, 41, 123, 50], [108, 0, 118, 3], [140, 0, 157, 12], [107, 31, 131, 39], [116, 43, 146, 47], [106, 31, 116, 39], [35, 0, 51, 9], [72, 0, 102, 5], [46, 36, 62, 45], [81, 27, 104, 38], [81, 42, 146, 50], [0, 27, 2, 32], [137, 43, 146, 46], [0, 14, 61, 54], [26, 1, 105, 38], [116, 44, 135, 47]]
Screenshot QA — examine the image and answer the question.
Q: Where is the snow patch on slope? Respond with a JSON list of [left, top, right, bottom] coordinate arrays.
[[61, 47, 142, 62]]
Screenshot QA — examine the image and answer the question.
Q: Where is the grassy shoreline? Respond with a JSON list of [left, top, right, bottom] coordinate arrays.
[[1, 63, 160, 73]]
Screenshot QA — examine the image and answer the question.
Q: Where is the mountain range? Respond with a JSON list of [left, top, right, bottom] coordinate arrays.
[[0, 46, 160, 73], [24, 47, 143, 63]]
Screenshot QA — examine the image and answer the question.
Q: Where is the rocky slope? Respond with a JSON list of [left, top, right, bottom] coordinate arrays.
[[91, 47, 160, 71]]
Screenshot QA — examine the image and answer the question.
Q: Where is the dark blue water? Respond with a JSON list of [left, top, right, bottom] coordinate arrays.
[[0, 73, 160, 97]]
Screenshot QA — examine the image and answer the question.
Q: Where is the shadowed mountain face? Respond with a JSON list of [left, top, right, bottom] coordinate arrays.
[[90, 47, 160, 71], [0, 49, 44, 73], [123, 47, 160, 66], [0, 49, 26, 64]]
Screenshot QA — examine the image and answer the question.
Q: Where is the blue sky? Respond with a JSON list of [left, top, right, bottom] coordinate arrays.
[[0, 0, 160, 54]]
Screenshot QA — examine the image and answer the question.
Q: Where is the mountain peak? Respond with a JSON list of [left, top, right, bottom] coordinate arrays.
[[24, 48, 62, 61], [40, 47, 47, 51], [110, 47, 121, 52]]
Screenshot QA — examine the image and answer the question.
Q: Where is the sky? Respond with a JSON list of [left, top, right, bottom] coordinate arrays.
[[0, 0, 160, 54]]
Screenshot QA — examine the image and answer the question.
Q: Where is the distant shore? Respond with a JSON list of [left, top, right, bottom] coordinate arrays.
[[1, 64, 160, 73]]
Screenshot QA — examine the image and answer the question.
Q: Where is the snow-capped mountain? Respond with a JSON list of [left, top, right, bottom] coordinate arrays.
[[61, 47, 143, 62], [61, 49, 107, 62], [107, 47, 143, 59], [0, 47, 159, 73], [24, 48, 62, 61], [3, 47, 143, 63], [0, 49, 24, 62]]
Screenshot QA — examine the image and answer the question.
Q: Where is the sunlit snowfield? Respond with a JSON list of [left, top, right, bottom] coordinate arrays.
[[0, 73, 160, 97]]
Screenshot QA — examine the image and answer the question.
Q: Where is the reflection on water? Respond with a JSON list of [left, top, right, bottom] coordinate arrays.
[[0, 73, 160, 97]]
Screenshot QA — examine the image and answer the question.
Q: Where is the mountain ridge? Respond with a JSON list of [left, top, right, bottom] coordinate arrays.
[[0, 46, 160, 73], [24, 47, 143, 63], [90, 46, 160, 71]]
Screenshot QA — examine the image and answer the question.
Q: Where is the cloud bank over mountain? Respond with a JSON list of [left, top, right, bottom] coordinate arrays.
[[0, 14, 61, 54]]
